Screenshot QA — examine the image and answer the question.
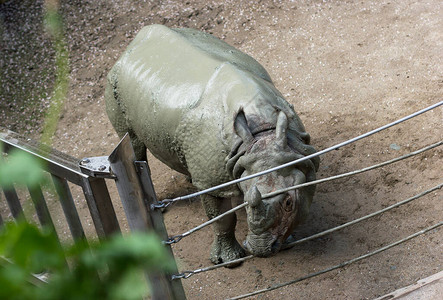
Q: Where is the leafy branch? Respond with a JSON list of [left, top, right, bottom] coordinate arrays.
[[0, 2, 173, 299]]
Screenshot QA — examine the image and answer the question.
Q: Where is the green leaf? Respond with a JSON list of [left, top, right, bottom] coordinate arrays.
[[0, 222, 65, 273], [0, 150, 46, 189], [44, 9, 63, 37], [109, 268, 148, 300], [0, 222, 172, 300], [98, 232, 173, 271], [0, 264, 32, 300]]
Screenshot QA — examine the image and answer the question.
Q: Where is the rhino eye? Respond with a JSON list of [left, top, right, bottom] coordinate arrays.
[[283, 195, 292, 211]]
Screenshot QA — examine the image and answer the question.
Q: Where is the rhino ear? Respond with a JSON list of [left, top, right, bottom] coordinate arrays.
[[234, 109, 254, 143], [276, 111, 288, 148]]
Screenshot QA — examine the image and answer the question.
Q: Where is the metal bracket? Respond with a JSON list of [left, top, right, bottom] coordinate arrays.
[[79, 156, 115, 178], [163, 235, 183, 245]]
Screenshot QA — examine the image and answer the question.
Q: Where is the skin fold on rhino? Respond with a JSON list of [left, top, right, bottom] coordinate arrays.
[[105, 24, 319, 265]]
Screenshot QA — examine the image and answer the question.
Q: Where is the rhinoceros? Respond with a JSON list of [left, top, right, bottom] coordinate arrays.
[[105, 24, 319, 264]]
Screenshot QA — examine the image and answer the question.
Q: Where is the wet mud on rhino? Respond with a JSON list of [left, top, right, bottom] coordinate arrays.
[[106, 24, 319, 264]]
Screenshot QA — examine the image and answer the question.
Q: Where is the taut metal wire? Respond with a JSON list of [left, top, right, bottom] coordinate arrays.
[[228, 221, 443, 299], [157, 101, 442, 207], [263, 140, 442, 199], [170, 183, 442, 279], [164, 142, 441, 245]]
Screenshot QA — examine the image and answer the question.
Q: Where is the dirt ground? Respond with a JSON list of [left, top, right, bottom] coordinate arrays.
[[1, 0, 442, 299]]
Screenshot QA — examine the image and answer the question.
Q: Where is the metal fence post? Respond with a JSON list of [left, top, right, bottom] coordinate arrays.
[[108, 134, 187, 300], [134, 160, 188, 299], [81, 177, 121, 239]]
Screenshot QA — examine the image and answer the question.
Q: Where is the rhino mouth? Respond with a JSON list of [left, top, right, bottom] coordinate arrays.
[[243, 232, 280, 257]]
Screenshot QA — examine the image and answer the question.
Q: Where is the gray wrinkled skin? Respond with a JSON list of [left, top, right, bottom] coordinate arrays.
[[106, 25, 319, 264]]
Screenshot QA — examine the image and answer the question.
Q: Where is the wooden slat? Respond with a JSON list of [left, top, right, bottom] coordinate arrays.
[[109, 134, 187, 300], [28, 184, 56, 230], [51, 175, 85, 241], [3, 186, 25, 221], [0, 257, 48, 285], [81, 177, 121, 239], [27, 184, 67, 267]]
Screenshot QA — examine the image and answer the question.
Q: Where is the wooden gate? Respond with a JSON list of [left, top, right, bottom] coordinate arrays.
[[0, 128, 186, 299]]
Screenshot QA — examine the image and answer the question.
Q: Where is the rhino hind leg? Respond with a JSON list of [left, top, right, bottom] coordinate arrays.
[[201, 194, 246, 267], [105, 84, 147, 161], [127, 131, 147, 161]]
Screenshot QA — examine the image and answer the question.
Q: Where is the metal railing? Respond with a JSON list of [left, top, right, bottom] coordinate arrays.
[[0, 128, 186, 300]]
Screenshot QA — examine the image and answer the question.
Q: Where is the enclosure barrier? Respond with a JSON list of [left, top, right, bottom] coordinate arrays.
[[165, 142, 442, 246], [170, 182, 442, 280], [152, 101, 442, 298], [1, 101, 441, 299], [157, 100, 442, 207], [0, 129, 120, 240], [0, 129, 186, 300], [161, 101, 442, 248], [229, 221, 443, 300]]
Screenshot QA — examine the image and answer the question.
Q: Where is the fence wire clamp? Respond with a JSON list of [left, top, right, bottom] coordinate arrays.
[[152, 202, 171, 210], [163, 235, 183, 245], [153, 199, 173, 210], [171, 271, 193, 280]]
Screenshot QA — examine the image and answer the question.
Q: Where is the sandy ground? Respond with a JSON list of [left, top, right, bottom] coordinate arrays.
[[1, 0, 442, 299]]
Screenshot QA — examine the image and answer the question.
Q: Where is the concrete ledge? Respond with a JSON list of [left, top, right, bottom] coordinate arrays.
[[375, 270, 443, 300]]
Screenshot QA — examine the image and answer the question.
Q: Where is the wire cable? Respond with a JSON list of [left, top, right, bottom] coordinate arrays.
[[263, 140, 442, 199], [158, 101, 442, 207], [228, 221, 443, 299], [170, 183, 442, 279], [164, 142, 441, 244]]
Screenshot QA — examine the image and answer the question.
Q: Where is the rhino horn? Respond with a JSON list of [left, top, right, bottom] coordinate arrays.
[[234, 109, 254, 143], [276, 111, 288, 148], [248, 186, 263, 208]]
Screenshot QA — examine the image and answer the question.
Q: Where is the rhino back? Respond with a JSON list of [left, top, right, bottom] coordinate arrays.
[[174, 61, 310, 196], [107, 25, 311, 196], [107, 25, 271, 172], [171, 27, 272, 83]]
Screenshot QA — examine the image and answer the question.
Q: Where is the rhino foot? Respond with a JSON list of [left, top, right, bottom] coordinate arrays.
[[210, 234, 246, 268], [280, 234, 297, 250]]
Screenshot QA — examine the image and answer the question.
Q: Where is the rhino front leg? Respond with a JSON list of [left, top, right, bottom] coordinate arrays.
[[201, 194, 246, 266]]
